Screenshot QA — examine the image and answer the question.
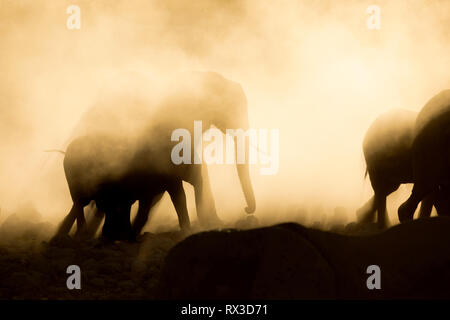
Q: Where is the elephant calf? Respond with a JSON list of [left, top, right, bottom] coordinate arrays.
[[53, 133, 190, 241], [94, 172, 190, 240]]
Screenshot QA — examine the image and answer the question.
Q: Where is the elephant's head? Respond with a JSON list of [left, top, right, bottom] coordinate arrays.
[[165, 71, 257, 215], [206, 73, 256, 214]]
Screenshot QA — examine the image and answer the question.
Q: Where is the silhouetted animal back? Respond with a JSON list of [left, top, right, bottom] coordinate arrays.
[[363, 109, 416, 172], [411, 90, 450, 187], [415, 89, 450, 138]]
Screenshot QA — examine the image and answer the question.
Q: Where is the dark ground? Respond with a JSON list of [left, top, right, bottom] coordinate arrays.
[[1, 212, 449, 300], [159, 217, 450, 299], [0, 210, 189, 299], [0, 225, 184, 299]]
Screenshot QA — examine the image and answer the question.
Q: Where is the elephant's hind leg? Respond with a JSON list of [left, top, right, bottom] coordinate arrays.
[[418, 193, 434, 218], [356, 195, 376, 223], [86, 203, 106, 238], [398, 184, 426, 222], [132, 193, 164, 237], [74, 205, 88, 238], [53, 202, 84, 238]]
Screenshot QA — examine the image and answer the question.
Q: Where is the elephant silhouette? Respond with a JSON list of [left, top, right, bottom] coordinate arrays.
[[56, 133, 190, 240], [398, 89, 450, 222], [357, 109, 417, 228], [356, 108, 447, 228], [52, 71, 256, 240]]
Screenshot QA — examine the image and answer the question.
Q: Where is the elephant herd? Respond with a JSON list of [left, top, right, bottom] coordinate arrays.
[[52, 70, 450, 242], [53, 71, 255, 241]]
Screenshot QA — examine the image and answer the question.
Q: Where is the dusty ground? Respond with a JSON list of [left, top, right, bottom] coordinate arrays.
[[0, 232, 189, 300], [0, 210, 380, 300], [0, 211, 188, 299]]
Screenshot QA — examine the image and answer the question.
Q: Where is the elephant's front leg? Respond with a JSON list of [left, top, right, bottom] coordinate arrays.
[[167, 181, 190, 231], [193, 164, 221, 227], [375, 194, 390, 229], [368, 177, 397, 228], [432, 186, 450, 216]]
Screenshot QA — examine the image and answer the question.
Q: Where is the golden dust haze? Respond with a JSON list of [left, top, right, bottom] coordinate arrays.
[[1, 0, 450, 230]]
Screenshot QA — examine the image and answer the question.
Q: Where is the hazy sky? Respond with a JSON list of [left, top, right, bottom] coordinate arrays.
[[1, 0, 449, 227]]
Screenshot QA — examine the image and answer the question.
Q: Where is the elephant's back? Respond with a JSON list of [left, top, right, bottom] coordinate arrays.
[[63, 133, 136, 201], [415, 89, 450, 138], [154, 71, 247, 127], [411, 95, 450, 186], [363, 109, 416, 168]]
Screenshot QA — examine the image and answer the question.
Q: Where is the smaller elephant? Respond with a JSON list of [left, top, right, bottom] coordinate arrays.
[[53, 133, 191, 241], [95, 173, 190, 241], [356, 108, 443, 228]]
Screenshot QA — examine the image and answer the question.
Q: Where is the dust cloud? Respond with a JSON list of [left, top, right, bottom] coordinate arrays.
[[1, 0, 449, 232]]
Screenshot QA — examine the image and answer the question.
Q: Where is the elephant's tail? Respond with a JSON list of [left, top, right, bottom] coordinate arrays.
[[44, 149, 66, 155]]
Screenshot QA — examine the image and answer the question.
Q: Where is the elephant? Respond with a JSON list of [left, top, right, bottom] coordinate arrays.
[[53, 71, 256, 240], [55, 133, 190, 240], [398, 89, 450, 222], [356, 109, 418, 228]]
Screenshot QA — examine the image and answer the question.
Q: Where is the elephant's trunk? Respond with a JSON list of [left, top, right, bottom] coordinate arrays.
[[235, 136, 256, 214]]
